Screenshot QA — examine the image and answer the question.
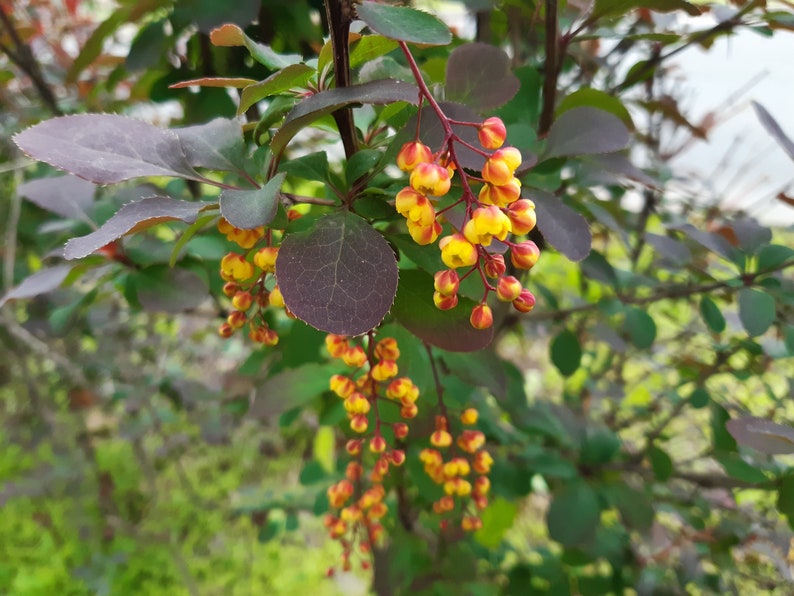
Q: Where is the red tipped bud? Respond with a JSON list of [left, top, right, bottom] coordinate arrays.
[[470, 303, 493, 330], [478, 117, 507, 150], [396, 141, 433, 172], [483, 254, 506, 278], [510, 240, 540, 270], [513, 288, 536, 313], [507, 199, 536, 235], [434, 269, 460, 296], [393, 422, 409, 439], [496, 275, 522, 302]]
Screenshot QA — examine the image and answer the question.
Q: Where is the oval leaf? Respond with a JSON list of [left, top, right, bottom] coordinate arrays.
[[532, 191, 592, 262], [544, 107, 630, 159], [726, 417, 794, 455], [276, 212, 398, 335], [623, 306, 657, 349], [547, 480, 600, 547], [356, 2, 452, 46], [550, 328, 581, 376], [0, 265, 72, 307], [738, 287, 776, 337], [445, 43, 520, 111], [391, 269, 493, 352], [270, 80, 419, 155], [14, 115, 203, 184], [699, 295, 726, 333], [219, 173, 286, 230], [64, 197, 212, 260]]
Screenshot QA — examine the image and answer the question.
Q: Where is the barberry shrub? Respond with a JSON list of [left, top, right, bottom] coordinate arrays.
[[2, 0, 794, 594]]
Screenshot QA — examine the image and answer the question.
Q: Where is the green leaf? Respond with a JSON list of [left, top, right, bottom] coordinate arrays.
[[276, 212, 398, 335], [474, 497, 518, 548], [689, 387, 710, 409], [444, 43, 520, 111], [594, 0, 701, 19], [238, 64, 315, 115], [279, 152, 330, 183], [270, 80, 419, 155], [699, 295, 726, 333], [355, 2, 452, 46], [603, 484, 654, 532], [169, 213, 218, 267], [556, 88, 633, 128], [248, 361, 341, 420], [547, 480, 600, 547], [349, 35, 399, 68], [648, 445, 673, 481], [441, 349, 506, 397], [550, 328, 581, 377], [544, 107, 630, 159], [623, 307, 656, 349], [209, 23, 302, 68], [392, 269, 493, 352], [580, 428, 621, 465], [737, 287, 776, 337], [219, 173, 286, 230], [711, 402, 738, 453], [312, 427, 337, 473], [346, 149, 382, 184], [757, 244, 794, 271], [778, 474, 794, 531], [714, 453, 769, 484]]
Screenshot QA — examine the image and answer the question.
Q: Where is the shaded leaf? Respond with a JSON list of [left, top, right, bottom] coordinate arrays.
[[550, 328, 581, 377], [556, 88, 633, 128], [64, 197, 212, 260], [174, 0, 260, 34], [276, 212, 398, 335], [442, 349, 506, 397], [648, 445, 673, 481], [594, 0, 701, 18], [699, 295, 726, 333], [238, 64, 315, 115], [544, 107, 630, 159], [532, 191, 592, 262], [738, 287, 776, 337], [219, 173, 286, 230], [726, 416, 794, 455], [17, 175, 95, 221], [392, 269, 493, 352], [581, 251, 618, 287], [778, 475, 794, 531], [271, 80, 419, 155], [356, 2, 452, 46], [752, 101, 794, 162], [474, 497, 518, 548], [715, 452, 769, 484], [547, 480, 600, 547], [0, 265, 72, 307], [645, 232, 691, 266], [175, 118, 247, 173], [14, 115, 202, 184], [711, 402, 738, 452], [279, 152, 330, 183], [672, 223, 736, 260], [758, 244, 794, 271], [209, 24, 302, 68], [731, 218, 772, 254], [587, 153, 659, 187], [603, 484, 654, 531], [133, 266, 208, 313], [623, 306, 656, 349], [248, 362, 343, 419], [445, 43, 520, 111]]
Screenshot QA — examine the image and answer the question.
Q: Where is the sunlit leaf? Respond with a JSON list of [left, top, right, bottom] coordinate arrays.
[[445, 43, 520, 111], [219, 173, 286, 230], [276, 212, 398, 335], [169, 77, 256, 89], [64, 197, 213, 260], [238, 64, 315, 115], [209, 23, 302, 68], [726, 416, 794, 455], [356, 2, 452, 46], [14, 115, 203, 184], [474, 497, 518, 548]]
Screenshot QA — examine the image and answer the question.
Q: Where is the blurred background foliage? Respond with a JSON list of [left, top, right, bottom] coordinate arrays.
[[1, 0, 794, 594]]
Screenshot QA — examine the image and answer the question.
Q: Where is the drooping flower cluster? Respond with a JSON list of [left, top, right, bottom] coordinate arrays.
[[420, 409, 493, 532], [324, 334, 419, 573], [217, 217, 284, 345], [394, 115, 540, 328]]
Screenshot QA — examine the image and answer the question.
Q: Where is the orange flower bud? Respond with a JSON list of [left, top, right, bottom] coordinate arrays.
[[346, 439, 362, 455], [430, 430, 453, 448], [374, 337, 400, 361], [396, 141, 433, 172], [478, 117, 507, 150], [433, 291, 459, 311], [342, 345, 367, 368], [344, 392, 370, 415], [510, 240, 540, 270], [473, 475, 491, 496], [253, 246, 279, 272], [220, 252, 255, 281], [481, 147, 522, 186], [513, 288, 536, 313], [463, 205, 512, 246], [461, 516, 482, 532], [325, 334, 348, 357], [407, 219, 442, 245], [472, 450, 494, 474], [389, 449, 406, 466], [222, 282, 239, 297], [439, 233, 478, 269], [227, 310, 247, 329], [232, 291, 253, 311], [350, 414, 369, 433], [458, 430, 486, 453], [470, 303, 493, 330], [369, 434, 387, 454], [386, 377, 412, 400], [269, 286, 285, 307], [330, 374, 355, 398], [393, 422, 409, 439], [479, 178, 522, 207], [218, 323, 234, 338], [346, 462, 363, 481], [400, 403, 418, 419], [483, 254, 506, 278], [460, 408, 479, 425], [496, 275, 522, 302], [410, 162, 451, 197], [434, 269, 460, 296], [262, 328, 279, 346], [507, 199, 536, 235], [371, 359, 398, 381]]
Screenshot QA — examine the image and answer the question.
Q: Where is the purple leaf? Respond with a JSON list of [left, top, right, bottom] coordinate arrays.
[[405, 103, 486, 171], [276, 212, 398, 335], [532, 191, 592, 262], [64, 197, 213, 260], [726, 417, 794, 455], [392, 269, 493, 352], [544, 107, 630, 159], [645, 232, 692, 266], [671, 223, 736, 260], [14, 115, 203, 184], [270, 79, 419, 155], [219, 173, 286, 230], [0, 265, 72, 307], [445, 43, 520, 111], [752, 101, 794, 162], [17, 174, 95, 221], [174, 118, 248, 174]]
